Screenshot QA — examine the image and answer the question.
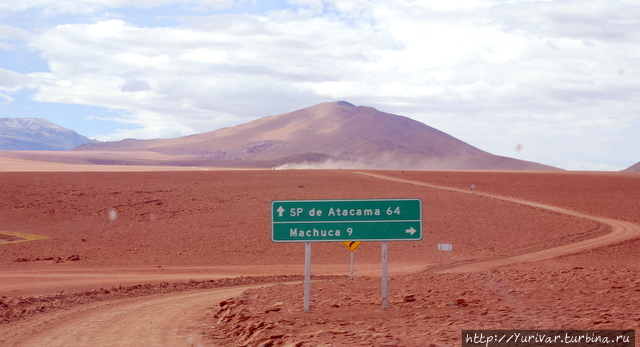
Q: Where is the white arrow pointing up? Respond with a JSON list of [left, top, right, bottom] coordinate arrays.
[[405, 227, 417, 235], [276, 206, 285, 217]]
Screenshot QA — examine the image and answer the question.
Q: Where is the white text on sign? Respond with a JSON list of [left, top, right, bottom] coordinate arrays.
[[288, 207, 402, 217]]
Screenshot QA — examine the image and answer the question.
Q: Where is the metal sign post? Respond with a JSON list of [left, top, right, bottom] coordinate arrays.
[[350, 251, 354, 279], [304, 242, 311, 313], [381, 241, 389, 310], [343, 241, 361, 280], [438, 243, 453, 262]]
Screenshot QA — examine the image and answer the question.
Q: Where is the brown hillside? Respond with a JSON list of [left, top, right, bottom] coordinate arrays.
[[74, 101, 557, 170], [623, 161, 640, 172]]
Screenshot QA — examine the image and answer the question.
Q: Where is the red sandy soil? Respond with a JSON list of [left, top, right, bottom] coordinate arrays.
[[0, 169, 639, 346]]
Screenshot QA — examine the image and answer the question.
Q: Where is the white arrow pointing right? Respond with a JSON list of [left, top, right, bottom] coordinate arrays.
[[405, 227, 417, 235]]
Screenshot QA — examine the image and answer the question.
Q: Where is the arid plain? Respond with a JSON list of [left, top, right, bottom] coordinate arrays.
[[1, 167, 639, 346]]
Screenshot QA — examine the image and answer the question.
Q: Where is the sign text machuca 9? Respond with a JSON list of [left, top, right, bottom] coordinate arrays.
[[271, 199, 422, 242]]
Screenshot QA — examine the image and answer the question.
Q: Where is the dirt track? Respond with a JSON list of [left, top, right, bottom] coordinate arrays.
[[1, 285, 262, 347], [2, 170, 639, 346], [356, 171, 640, 273], [0, 263, 422, 296]]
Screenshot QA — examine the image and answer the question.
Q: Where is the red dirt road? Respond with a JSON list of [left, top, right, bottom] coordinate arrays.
[[356, 171, 640, 273], [0, 263, 423, 297], [1, 285, 265, 347]]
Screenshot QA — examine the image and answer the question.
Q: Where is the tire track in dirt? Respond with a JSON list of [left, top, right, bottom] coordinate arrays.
[[355, 171, 640, 273], [0, 285, 264, 347]]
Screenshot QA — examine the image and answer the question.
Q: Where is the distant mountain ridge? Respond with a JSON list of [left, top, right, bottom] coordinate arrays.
[[75, 101, 558, 170], [623, 161, 640, 172], [0, 118, 96, 151]]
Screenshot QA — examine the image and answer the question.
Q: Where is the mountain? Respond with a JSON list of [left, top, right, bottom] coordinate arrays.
[[75, 101, 557, 170], [623, 162, 640, 172], [0, 118, 96, 151]]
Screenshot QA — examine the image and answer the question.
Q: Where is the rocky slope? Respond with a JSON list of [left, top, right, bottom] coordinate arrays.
[[0, 118, 96, 150]]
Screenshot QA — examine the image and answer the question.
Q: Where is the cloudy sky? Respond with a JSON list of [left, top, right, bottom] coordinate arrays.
[[1, 0, 639, 170]]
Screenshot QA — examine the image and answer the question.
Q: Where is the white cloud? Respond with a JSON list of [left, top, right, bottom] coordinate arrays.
[[0, 42, 15, 50], [179, 48, 227, 64], [0, 24, 32, 40], [0, 68, 31, 89], [0, 93, 15, 104], [24, 12, 400, 138], [121, 78, 151, 92], [0, 0, 242, 15], [492, 0, 640, 43], [1, 0, 637, 169]]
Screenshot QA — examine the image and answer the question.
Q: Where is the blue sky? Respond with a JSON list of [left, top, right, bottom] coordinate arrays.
[[1, 0, 639, 170]]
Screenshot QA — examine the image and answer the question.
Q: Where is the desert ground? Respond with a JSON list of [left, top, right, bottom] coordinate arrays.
[[0, 164, 639, 346]]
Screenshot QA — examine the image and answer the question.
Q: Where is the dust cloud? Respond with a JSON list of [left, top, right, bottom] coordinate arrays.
[[273, 153, 467, 170]]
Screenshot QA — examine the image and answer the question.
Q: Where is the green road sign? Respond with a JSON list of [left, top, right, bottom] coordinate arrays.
[[271, 199, 422, 242]]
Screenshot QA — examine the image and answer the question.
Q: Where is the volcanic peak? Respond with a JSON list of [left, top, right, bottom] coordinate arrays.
[[73, 101, 557, 170]]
